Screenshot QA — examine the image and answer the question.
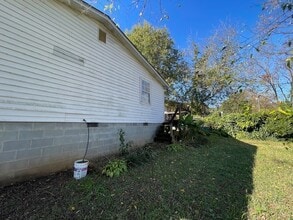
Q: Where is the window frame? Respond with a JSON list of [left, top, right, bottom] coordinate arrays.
[[140, 78, 151, 105]]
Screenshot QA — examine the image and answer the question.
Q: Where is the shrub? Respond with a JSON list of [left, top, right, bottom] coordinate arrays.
[[204, 113, 238, 137], [126, 145, 155, 167], [234, 112, 268, 132], [264, 111, 293, 138], [102, 159, 127, 177], [204, 107, 293, 140], [178, 114, 209, 140]]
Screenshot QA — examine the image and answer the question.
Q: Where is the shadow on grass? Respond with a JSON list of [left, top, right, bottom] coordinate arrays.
[[187, 134, 257, 219], [86, 133, 258, 219]]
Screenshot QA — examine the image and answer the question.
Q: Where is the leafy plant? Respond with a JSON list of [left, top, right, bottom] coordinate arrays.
[[177, 114, 209, 142], [118, 129, 132, 156], [178, 114, 196, 138], [102, 159, 127, 177]]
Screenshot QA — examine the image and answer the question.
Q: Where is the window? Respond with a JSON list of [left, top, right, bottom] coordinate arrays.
[[141, 79, 150, 104], [99, 28, 106, 43]]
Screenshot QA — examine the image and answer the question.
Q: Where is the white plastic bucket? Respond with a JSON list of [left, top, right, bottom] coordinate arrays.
[[73, 159, 89, 179]]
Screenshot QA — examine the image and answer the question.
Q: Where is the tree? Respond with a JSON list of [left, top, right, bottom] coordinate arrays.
[[245, 0, 293, 105], [126, 21, 191, 102], [245, 43, 292, 103], [88, 0, 170, 21], [257, 0, 292, 45], [190, 25, 241, 115], [220, 90, 276, 114]]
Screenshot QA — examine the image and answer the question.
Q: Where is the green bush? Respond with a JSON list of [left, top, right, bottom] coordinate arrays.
[[235, 112, 268, 132], [236, 128, 272, 140], [178, 114, 209, 140], [102, 159, 127, 177], [264, 111, 293, 138], [204, 107, 293, 140], [204, 113, 239, 137]]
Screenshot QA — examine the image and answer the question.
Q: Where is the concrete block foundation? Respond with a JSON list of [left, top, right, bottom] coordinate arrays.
[[0, 122, 160, 186]]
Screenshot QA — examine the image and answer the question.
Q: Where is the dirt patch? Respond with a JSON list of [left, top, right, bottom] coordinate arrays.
[[0, 170, 72, 219], [0, 155, 112, 219]]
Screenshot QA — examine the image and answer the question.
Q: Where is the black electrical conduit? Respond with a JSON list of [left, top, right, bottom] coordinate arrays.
[[82, 119, 90, 162]]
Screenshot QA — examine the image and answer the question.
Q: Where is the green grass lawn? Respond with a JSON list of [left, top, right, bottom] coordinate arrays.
[[245, 139, 293, 219], [1, 135, 292, 219]]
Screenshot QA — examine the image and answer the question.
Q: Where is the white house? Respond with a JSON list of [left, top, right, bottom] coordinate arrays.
[[0, 0, 167, 185]]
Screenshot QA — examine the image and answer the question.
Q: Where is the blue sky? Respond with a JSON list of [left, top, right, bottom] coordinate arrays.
[[86, 0, 263, 49]]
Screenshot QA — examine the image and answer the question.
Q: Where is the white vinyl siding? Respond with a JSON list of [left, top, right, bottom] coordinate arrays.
[[0, 0, 165, 123], [53, 46, 85, 65]]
